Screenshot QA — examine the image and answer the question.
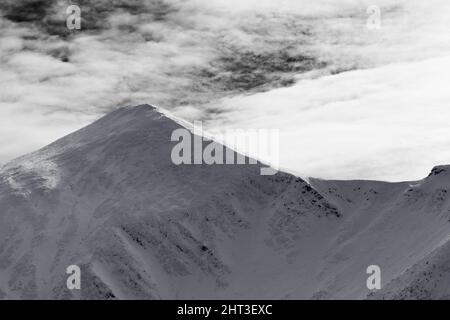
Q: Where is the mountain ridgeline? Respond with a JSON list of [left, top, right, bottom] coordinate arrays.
[[0, 105, 449, 299]]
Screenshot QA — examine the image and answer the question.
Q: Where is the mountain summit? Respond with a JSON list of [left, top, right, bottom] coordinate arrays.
[[0, 105, 449, 299]]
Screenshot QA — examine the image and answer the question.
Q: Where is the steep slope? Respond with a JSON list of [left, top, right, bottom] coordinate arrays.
[[367, 239, 450, 300], [1, 104, 450, 300], [0, 105, 340, 299], [310, 168, 450, 299], [365, 166, 450, 300]]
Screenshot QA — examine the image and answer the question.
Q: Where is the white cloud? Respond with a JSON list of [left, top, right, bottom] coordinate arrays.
[[202, 55, 450, 181], [0, 0, 450, 181]]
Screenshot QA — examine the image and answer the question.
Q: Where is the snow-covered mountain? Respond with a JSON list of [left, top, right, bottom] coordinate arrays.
[[0, 104, 449, 299]]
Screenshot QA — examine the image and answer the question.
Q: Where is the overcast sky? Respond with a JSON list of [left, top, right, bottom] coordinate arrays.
[[1, 0, 450, 181]]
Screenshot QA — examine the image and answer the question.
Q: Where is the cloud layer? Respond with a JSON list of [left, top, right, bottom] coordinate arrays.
[[1, 0, 450, 180]]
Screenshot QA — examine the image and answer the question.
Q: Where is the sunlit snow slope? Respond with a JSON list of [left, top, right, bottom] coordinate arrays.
[[0, 105, 449, 299]]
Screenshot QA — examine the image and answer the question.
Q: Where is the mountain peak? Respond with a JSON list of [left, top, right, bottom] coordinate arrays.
[[107, 104, 158, 119], [2, 105, 450, 300], [0, 104, 344, 299], [428, 165, 450, 177]]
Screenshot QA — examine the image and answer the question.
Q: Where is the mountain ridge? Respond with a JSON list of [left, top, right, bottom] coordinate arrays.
[[0, 104, 449, 299]]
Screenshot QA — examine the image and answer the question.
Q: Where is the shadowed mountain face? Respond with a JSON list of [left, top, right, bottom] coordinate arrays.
[[0, 105, 450, 299], [0, 105, 339, 299]]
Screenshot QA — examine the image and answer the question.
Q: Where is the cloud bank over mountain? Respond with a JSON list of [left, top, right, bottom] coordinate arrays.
[[1, 0, 449, 180]]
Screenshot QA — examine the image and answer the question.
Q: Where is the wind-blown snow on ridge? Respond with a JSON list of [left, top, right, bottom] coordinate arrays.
[[0, 104, 449, 299]]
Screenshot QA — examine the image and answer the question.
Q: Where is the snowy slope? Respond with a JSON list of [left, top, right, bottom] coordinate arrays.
[[367, 239, 450, 300], [0, 105, 340, 299], [0, 104, 449, 300], [309, 171, 450, 299], [365, 167, 450, 300]]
